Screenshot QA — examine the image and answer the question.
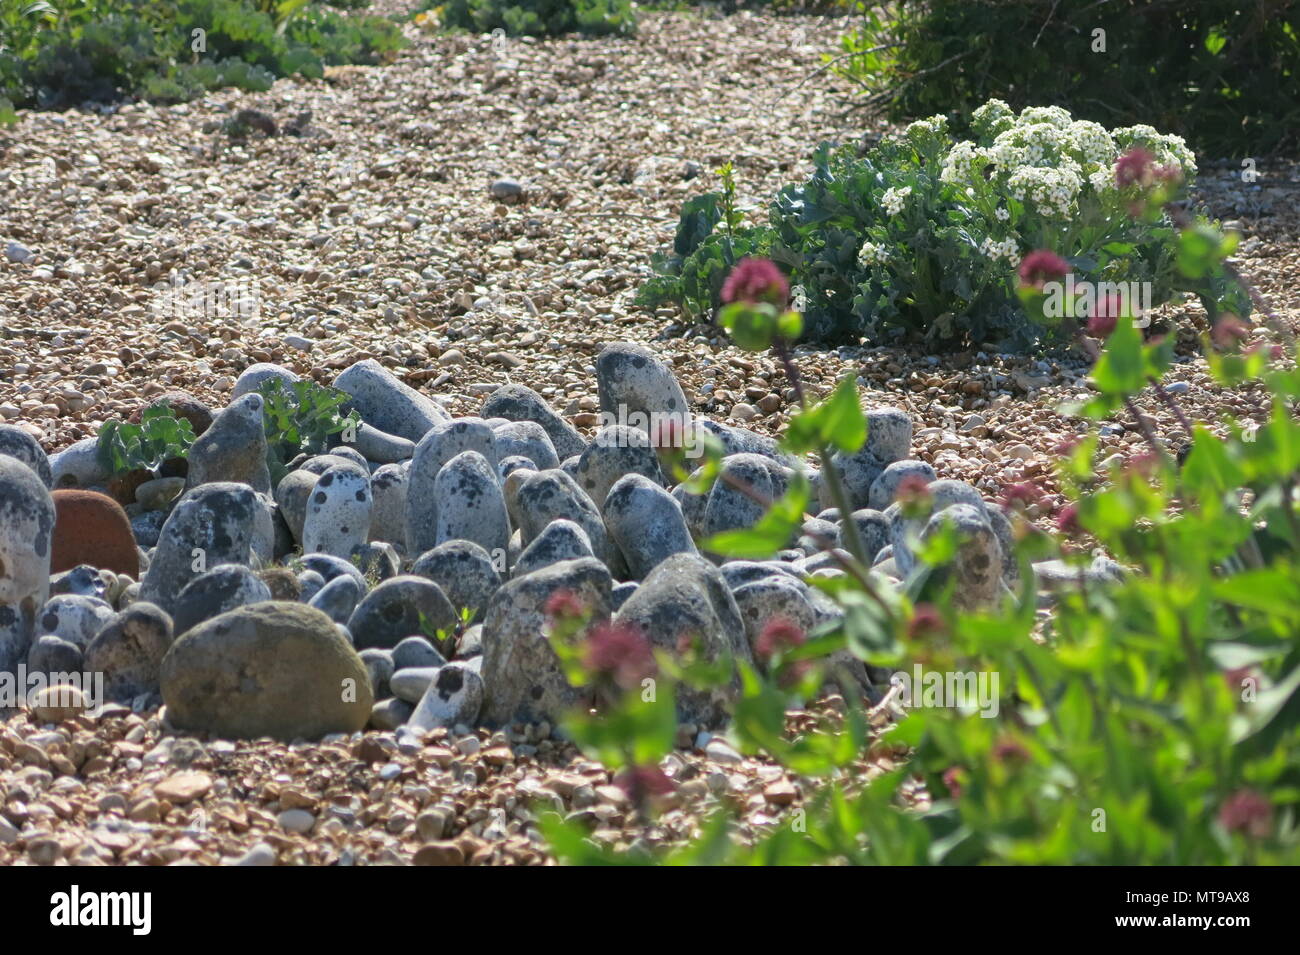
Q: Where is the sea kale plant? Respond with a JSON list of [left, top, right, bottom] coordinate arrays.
[[548, 163, 1300, 863], [637, 162, 775, 327], [641, 102, 1248, 351], [95, 402, 196, 478], [257, 377, 361, 486]]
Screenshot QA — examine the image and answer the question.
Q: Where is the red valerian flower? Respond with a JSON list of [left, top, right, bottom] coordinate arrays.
[[1055, 504, 1081, 536], [1153, 163, 1183, 186], [1219, 789, 1272, 839], [992, 738, 1030, 765], [544, 589, 587, 621], [941, 766, 966, 800], [1017, 249, 1070, 290], [1124, 451, 1160, 479], [1053, 434, 1082, 457], [999, 481, 1044, 512], [649, 415, 687, 451], [584, 621, 656, 689], [756, 616, 811, 686], [755, 615, 806, 659], [616, 764, 676, 802], [1243, 342, 1284, 363], [1211, 315, 1250, 350], [895, 473, 934, 517], [1086, 294, 1124, 338], [1224, 666, 1256, 698], [721, 257, 789, 308], [907, 603, 945, 640], [1114, 148, 1156, 188]]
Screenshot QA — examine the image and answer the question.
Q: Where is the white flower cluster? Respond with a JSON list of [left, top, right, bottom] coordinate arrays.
[[1088, 168, 1116, 192], [857, 240, 889, 268], [936, 103, 1188, 219], [881, 185, 911, 216], [940, 140, 993, 185], [905, 114, 950, 144], [1067, 120, 1117, 166], [1006, 164, 1083, 219], [971, 99, 1015, 139], [980, 236, 1020, 265], [1016, 105, 1073, 130], [1113, 124, 1198, 178], [995, 205, 1010, 221], [987, 122, 1074, 170]]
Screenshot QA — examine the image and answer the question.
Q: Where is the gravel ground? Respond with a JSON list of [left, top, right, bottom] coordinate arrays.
[[1, 7, 1297, 865], [1, 692, 912, 866]]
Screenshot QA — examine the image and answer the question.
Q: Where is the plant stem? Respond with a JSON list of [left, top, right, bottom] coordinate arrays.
[[773, 339, 872, 567], [1123, 395, 1170, 463], [1149, 377, 1195, 438]]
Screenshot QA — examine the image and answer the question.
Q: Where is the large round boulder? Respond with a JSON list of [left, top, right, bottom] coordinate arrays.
[[160, 602, 373, 741]]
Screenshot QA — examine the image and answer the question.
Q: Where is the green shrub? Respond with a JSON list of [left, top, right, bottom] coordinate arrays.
[[282, 3, 406, 65], [841, 0, 1300, 157], [96, 403, 196, 477], [257, 377, 362, 486], [637, 163, 774, 324], [0, 0, 404, 115], [642, 103, 1249, 349], [705, 0, 855, 12], [428, 0, 637, 37], [547, 205, 1300, 865]]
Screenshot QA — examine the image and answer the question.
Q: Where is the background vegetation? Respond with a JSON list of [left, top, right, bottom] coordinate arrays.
[[423, 0, 637, 36], [0, 0, 405, 120], [839, 0, 1300, 157]]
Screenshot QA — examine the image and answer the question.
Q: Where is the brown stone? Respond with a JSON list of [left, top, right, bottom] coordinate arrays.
[[481, 745, 514, 767], [414, 841, 465, 866], [278, 788, 317, 811], [12, 739, 49, 768], [258, 567, 301, 601], [50, 489, 140, 577], [763, 779, 798, 806], [128, 798, 160, 823], [154, 772, 213, 804], [29, 684, 89, 724]]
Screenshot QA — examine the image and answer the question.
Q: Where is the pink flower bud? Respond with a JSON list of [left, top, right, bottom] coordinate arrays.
[[721, 258, 789, 308], [1018, 249, 1070, 290]]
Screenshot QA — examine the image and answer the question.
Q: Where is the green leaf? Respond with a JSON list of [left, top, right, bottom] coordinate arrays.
[[1176, 225, 1230, 280], [718, 302, 776, 352], [1089, 314, 1145, 398], [1234, 665, 1300, 752], [783, 376, 866, 454], [1181, 425, 1242, 499], [673, 193, 723, 259]]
